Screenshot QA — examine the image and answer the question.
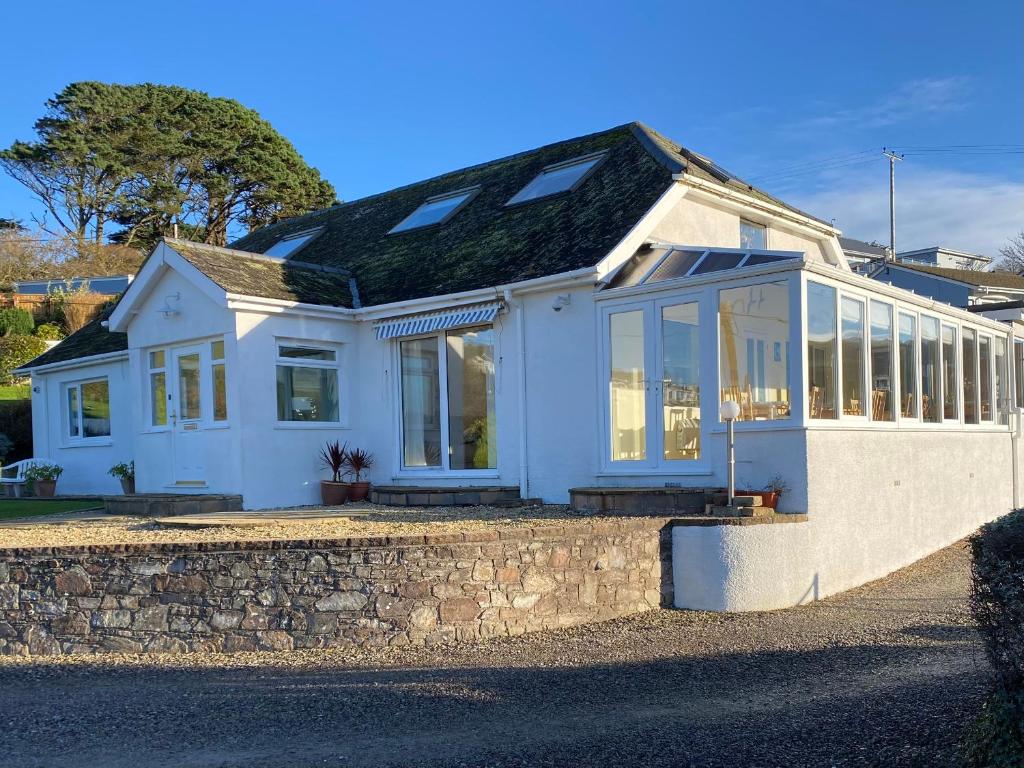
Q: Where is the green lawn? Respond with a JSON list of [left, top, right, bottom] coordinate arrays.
[[0, 499, 103, 520], [0, 385, 30, 401]]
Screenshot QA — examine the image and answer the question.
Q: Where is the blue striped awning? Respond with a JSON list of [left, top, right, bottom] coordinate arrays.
[[373, 301, 503, 340]]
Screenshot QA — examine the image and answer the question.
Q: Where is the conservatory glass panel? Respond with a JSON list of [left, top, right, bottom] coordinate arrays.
[[869, 301, 894, 421], [980, 336, 993, 421], [942, 325, 958, 421], [898, 313, 917, 418], [1016, 340, 1024, 409], [963, 328, 978, 424], [661, 303, 700, 461], [920, 316, 940, 423], [718, 281, 790, 421], [806, 282, 837, 419], [446, 327, 497, 470], [995, 336, 1009, 425], [610, 310, 646, 460], [840, 296, 865, 416]]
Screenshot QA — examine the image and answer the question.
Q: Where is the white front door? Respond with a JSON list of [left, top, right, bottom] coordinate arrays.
[[170, 345, 205, 484]]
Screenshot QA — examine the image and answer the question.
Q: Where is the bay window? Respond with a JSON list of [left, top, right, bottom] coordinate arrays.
[[898, 313, 917, 418], [66, 378, 111, 441], [276, 344, 340, 422], [400, 326, 496, 471]]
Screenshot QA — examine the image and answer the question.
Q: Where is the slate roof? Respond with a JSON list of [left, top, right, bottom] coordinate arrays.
[[16, 306, 127, 371], [230, 122, 831, 307], [887, 262, 1024, 291], [839, 237, 888, 259], [166, 239, 357, 308]]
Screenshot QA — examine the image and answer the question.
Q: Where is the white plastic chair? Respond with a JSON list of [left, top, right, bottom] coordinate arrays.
[[1, 458, 47, 498]]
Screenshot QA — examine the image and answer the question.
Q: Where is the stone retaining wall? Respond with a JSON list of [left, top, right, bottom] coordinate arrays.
[[0, 519, 672, 656]]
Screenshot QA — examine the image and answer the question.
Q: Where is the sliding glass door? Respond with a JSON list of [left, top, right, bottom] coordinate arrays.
[[605, 296, 704, 471]]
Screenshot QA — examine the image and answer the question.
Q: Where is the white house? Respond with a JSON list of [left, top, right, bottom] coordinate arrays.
[[18, 122, 1024, 610]]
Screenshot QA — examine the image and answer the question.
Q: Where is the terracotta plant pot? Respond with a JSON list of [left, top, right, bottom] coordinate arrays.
[[348, 481, 371, 502], [320, 481, 349, 506], [35, 480, 56, 498], [120, 478, 136, 495], [762, 491, 780, 510]]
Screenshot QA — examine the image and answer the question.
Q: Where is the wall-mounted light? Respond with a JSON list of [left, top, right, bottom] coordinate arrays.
[[32, 386, 40, 394], [552, 294, 572, 312], [158, 292, 181, 318]]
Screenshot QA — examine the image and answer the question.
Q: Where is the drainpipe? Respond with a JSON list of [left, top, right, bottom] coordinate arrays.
[[504, 288, 529, 500]]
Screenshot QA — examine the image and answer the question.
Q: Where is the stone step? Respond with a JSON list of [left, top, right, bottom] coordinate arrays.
[[370, 486, 522, 507], [104, 494, 243, 517]]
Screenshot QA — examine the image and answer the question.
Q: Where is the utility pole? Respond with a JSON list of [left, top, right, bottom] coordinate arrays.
[[882, 149, 903, 262]]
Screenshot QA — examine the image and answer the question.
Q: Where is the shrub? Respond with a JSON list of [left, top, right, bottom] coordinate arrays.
[[0, 335, 48, 384], [33, 322, 64, 341], [966, 509, 1024, 766], [0, 308, 34, 337]]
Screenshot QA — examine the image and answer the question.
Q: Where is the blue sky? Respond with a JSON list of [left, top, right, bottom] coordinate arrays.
[[1, 0, 1021, 256]]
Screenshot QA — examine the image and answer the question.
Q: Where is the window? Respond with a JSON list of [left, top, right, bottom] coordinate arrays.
[[807, 282, 837, 419], [841, 297, 866, 416], [211, 340, 227, 422], [662, 303, 701, 461], [506, 153, 604, 205], [389, 187, 478, 234], [719, 282, 791, 421], [920, 316, 940, 423], [149, 351, 167, 427], [995, 336, 1009, 425], [400, 327, 497, 470], [870, 301, 894, 421], [980, 335, 993, 421], [276, 344, 340, 422], [740, 220, 767, 250], [942, 325, 958, 421], [1015, 340, 1024, 409], [963, 328, 979, 424], [898, 313, 917, 418], [609, 310, 645, 461], [66, 378, 110, 440], [263, 228, 321, 259]]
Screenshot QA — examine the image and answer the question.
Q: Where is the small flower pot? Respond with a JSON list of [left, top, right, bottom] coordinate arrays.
[[348, 481, 371, 502], [35, 480, 56, 498], [762, 491, 780, 510], [320, 481, 350, 506], [120, 478, 136, 495]]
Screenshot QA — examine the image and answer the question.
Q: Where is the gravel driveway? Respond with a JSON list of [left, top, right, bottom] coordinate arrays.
[[0, 541, 987, 768]]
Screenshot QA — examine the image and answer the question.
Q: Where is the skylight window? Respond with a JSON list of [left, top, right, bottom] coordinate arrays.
[[506, 152, 606, 206], [607, 247, 801, 289], [389, 187, 479, 234], [263, 228, 321, 259]]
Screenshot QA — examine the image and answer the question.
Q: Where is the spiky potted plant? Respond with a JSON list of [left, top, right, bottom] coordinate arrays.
[[343, 447, 375, 502], [761, 474, 790, 510], [319, 440, 349, 505]]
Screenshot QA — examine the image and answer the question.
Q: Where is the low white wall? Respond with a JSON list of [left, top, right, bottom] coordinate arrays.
[[674, 428, 1017, 611], [29, 359, 134, 496]]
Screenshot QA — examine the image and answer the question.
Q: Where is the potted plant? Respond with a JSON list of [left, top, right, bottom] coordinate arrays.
[[761, 474, 790, 510], [319, 440, 349, 505], [25, 462, 63, 498], [343, 447, 375, 502], [109, 461, 135, 495]]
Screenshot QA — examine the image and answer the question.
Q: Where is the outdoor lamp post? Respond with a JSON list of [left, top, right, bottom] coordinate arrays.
[[719, 400, 741, 506]]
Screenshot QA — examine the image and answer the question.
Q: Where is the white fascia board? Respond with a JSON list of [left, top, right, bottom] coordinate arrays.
[[14, 349, 128, 377], [676, 175, 850, 271], [225, 294, 358, 320], [594, 182, 688, 280], [108, 241, 227, 331]]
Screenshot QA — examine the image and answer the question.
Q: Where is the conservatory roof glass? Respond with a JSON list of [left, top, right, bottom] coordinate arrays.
[[606, 246, 803, 289]]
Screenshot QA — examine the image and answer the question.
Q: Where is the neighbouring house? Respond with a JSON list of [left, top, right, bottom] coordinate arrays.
[[895, 245, 993, 271], [840, 236, 890, 273], [14, 275, 134, 295], [870, 261, 1024, 307], [15, 122, 1024, 610]]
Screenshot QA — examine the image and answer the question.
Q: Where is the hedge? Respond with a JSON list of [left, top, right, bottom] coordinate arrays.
[[0, 334, 48, 385], [967, 509, 1024, 766], [0, 308, 34, 337]]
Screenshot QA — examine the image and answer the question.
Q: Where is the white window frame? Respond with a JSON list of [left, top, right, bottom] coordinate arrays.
[[388, 187, 480, 234], [64, 377, 112, 445], [838, 292, 869, 422], [505, 152, 607, 207], [263, 228, 323, 259], [739, 219, 768, 251], [393, 326, 499, 477], [918, 312, 943, 425], [940, 323, 960, 423], [144, 337, 232, 432], [979, 333, 995, 423], [274, 340, 343, 427]]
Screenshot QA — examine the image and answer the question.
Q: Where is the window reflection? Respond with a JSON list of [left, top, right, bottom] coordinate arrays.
[[662, 303, 700, 460], [807, 282, 837, 419], [610, 310, 646, 460]]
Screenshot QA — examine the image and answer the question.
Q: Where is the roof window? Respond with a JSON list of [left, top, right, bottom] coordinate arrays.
[[263, 228, 322, 259], [389, 187, 480, 234], [607, 246, 801, 289], [505, 152, 606, 206]]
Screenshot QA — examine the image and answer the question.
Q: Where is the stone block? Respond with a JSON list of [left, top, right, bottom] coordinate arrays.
[[439, 597, 480, 623], [315, 591, 368, 612], [132, 605, 169, 632], [495, 567, 520, 584], [210, 610, 243, 630], [54, 566, 92, 595]]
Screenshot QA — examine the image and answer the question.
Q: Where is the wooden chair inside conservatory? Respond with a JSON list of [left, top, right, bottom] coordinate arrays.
[[871, 389, 888, 421], [902, 392, 915, 418], [809, 386, 823, 418]]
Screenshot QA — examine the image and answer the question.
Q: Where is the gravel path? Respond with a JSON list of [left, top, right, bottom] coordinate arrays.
[[0, 504, 582, 548], [0, 541, 987, 768]]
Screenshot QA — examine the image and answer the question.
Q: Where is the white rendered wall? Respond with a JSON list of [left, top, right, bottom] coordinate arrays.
[[29, 358, 134, 495], [674, 428, 1016, 611]]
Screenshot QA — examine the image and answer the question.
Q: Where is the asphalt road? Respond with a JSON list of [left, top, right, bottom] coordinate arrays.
[[0, 541, 988, 768]]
